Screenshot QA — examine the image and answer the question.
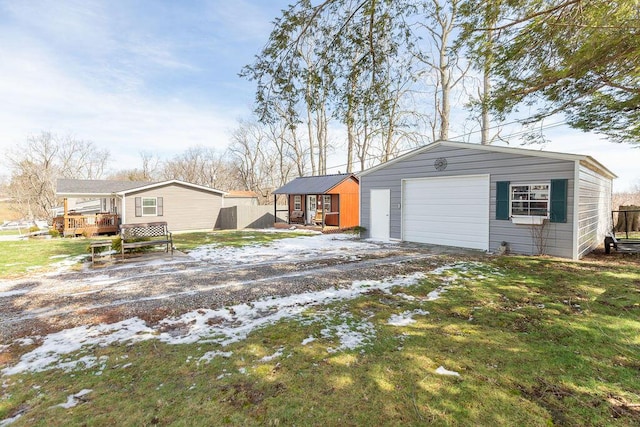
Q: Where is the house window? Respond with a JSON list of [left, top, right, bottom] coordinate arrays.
[[323, 195, 331, 212], [142, 197, 157, 216], [294, 195, 301, 211], [510, 184, 549, 217]]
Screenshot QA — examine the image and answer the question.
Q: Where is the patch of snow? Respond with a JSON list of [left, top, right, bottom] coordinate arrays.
[[435, 366, 460, 377], [322, 314, 376, 353], [14, 337, 36, 346], [2, 318, 154, 375], [259, 347, 284, 362], [187, 233, 380, 265], [0, 412, 23, 426], [394, 293, 416, 301], [426, 287, 447, 301], [52, 389, 92, 409], [0, 289, 29, 298], [47, 255, 88, 274], [301, 336, 316, 345], [387, 309, 430, 326], [198, 351, 233, 364], [57, 356, 107, 372]]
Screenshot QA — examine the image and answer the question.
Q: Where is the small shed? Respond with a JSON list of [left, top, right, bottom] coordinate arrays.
[[359, 140, 616, 259], [273, 173, 359, 229]]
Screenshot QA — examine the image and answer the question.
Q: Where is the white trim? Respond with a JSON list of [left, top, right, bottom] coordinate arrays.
[[509, 182, 550, 218], [572, 161, 580, 260], [57, 180, 228, 198], [121, 195, 126, 225], [511, 215, 546, 225], [141, 197, 158, 216], [358, 140, 616, 180], [118, 179, 227, 196]]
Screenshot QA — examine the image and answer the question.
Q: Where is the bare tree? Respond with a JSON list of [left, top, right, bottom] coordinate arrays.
[[5, 132, 110, 219], [409, 0, 471, 141], [107, 151, 161, 182], [160, 146, 234, 190], [228, 119, 300, 203]]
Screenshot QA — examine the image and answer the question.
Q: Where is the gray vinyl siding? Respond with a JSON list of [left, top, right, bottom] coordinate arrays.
[[124, 183, 222, 231], [577, 163, 612, 258], [360, 144, 577, 258]]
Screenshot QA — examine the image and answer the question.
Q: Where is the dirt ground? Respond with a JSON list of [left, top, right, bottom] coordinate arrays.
[[0, 242, 480, 344]]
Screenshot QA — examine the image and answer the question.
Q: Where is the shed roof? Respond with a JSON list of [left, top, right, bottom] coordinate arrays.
[[56, 179, 226, 198], [358, 140, 617, 179], [273, 173, 358, 195]]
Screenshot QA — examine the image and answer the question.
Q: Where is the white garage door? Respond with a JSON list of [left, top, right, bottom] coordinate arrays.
[[402, 175, 490, 250]]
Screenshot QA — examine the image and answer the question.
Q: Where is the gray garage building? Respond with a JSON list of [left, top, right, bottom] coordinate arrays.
[[359, 140, 616, 259]]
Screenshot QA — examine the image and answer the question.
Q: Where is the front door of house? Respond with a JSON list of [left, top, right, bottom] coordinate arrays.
[[307, 195, 317, 225]]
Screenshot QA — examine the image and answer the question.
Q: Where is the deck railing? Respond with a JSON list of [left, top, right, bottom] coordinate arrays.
[[52, 213, 120, 236]]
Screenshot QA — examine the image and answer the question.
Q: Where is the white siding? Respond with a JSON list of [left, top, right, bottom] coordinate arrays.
[[577, 164, 612, 258]]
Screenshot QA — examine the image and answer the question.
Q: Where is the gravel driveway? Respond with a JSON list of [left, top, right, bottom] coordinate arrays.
[[0, 234, 480, 343]]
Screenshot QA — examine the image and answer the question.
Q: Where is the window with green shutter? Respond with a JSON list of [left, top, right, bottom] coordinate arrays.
[[496, 181, 510, 220]]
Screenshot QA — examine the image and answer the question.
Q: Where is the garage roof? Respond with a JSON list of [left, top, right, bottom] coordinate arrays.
[[358, 140, 617, 179]]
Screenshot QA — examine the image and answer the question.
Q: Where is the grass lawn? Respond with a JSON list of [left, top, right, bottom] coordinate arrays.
[[0, 230, 308, 278], [1, 254, 639, 426]]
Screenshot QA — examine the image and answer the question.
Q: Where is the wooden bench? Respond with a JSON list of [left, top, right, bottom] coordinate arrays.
[[120, 222, 173, 259]]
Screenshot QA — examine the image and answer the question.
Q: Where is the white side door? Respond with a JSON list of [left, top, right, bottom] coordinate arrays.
[[306, 195, 317, 225], [370, 189, 390, 240]]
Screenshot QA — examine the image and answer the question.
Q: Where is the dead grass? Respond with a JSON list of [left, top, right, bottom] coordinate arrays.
[[613, 191, 640, 209], [0, 200, 21, 222]]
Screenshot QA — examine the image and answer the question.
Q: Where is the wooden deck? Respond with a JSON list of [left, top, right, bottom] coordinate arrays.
[[52, 213, 119, 236]]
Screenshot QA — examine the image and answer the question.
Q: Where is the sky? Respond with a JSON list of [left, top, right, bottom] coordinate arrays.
[[0, 0, 637, 191]]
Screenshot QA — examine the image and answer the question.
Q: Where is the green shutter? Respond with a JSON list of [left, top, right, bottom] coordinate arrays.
[[550, 179, 568, 223], [496, 181, 510, 220], [135, 197, 142, 217]]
